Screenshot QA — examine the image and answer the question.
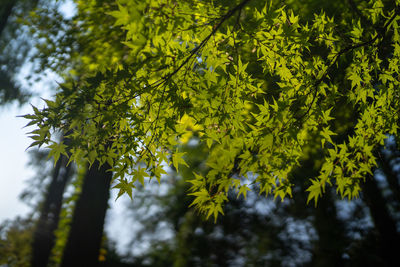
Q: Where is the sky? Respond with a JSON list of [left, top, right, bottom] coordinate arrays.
[[0, 103, 35, 222]]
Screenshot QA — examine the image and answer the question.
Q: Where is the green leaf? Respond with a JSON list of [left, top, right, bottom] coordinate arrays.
[[133, 167, 149, 186], [172, 149, 189, 172], [47, 142, 67, 165], [113, 179, 134, 201], [306, 179, 322, 206], [237, 184, 251, 199]]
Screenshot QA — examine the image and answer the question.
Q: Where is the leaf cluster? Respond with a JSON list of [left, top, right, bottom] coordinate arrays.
[[25, 0, 400, 220]]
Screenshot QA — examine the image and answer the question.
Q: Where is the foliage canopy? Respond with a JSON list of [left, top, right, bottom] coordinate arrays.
[[26, 0, 400, 220]]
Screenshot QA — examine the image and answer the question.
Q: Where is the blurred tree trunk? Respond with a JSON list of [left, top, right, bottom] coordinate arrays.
[[31, 153, 72, 267], [0, 0, 40, 37], [60, 160, 112, 267], [362, 175, 400, 267], [0, 0, 15, 37], [312, 191, 347, 267]]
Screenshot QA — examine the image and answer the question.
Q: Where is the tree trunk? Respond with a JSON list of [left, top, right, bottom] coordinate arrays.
[[362, 175, 400, 267], [0, 0, 15, 37], [31, 154, 72, 267], [60, 161, 112, 267], [312, 190, 347, 267]]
